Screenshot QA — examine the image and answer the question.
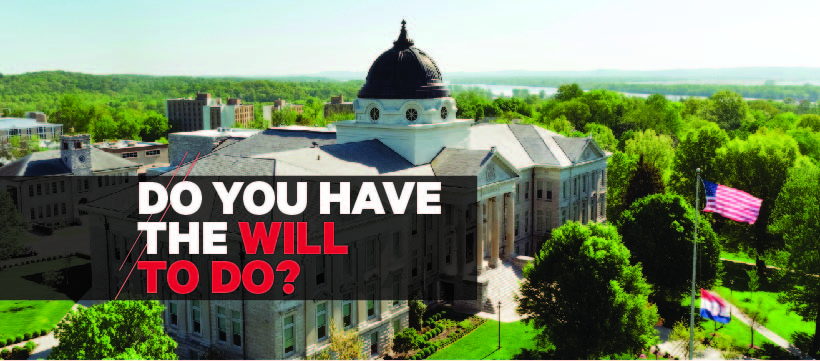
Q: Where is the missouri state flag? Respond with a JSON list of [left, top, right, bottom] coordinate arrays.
[[700, 289, 731, 324], [702, 179, 762, 224]]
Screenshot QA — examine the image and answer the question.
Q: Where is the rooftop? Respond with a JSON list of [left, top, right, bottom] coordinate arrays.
[[93, 140, 167, 149], [0, 118, 61, 130]]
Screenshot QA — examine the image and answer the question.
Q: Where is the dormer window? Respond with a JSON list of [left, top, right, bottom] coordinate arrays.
[[369, 107, 380, 122], [74, 141, 82, 149], [405, 108, 418, 121]]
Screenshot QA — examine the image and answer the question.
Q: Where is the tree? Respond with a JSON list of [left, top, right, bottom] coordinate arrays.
[[548, 99, 590, 130], [584, 123, 617, 151], [0, 191, 25, 260], [768, 157, 820, 356], [669, 122, 730, 204], [408, 298, 426, 330], [617, 194, 722, 306], [797, 114, 820, 132], [767, 112, 799, 131], [49, 300, 177, 360], [787, 127, 820, 165], [624, 154, 666, 208], [553, 83, 583, 102], [517, 222, 659, 359], [392, 328, 422, 354], [139, 112, 169, 142], [715, 129, 800, 271], [623, 129, 675, 179], [579, 89, 628, 130], [707, 91, 748, 130], [605, 151, 639, 224], [310, 323, 365, 360], [624, 94, 682, 136], [742, 300, 770, 350], [669, 320, 706, 358]]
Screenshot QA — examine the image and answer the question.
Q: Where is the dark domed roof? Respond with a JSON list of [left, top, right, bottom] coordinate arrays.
[[358, 21, 451, 99]]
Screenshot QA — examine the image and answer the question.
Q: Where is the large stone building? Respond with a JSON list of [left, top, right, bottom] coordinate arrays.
[[0, 134, 140, 226], [323, 95, 354, 118], [0, 115, 62, 144], [93, 140, 169, 174], [166, 94, 255, 132], [83, 21, 610, 360]]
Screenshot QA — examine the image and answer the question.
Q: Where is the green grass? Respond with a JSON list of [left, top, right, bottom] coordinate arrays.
[[0, 257, 90, 341], [0, 300, 74, 340], [428, 320, 538, 360], [713, 261, 815, 345], [719, 251, 756, 264]]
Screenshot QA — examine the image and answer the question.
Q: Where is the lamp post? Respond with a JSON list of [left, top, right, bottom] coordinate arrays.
[[498, 300, 502, 350]]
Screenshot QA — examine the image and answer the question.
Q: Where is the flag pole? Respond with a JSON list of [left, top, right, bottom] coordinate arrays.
[[689, 168, 701, 360]]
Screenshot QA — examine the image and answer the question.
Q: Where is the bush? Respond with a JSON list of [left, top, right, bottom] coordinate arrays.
[[40, 329, 47, 337], [393, 328, 422, 354], [24, 341, 36, 352], [0, 339, 5, 347], [5, 338, 12, 345], [23, 333, 31, 341], [14, 336, 21, 343]]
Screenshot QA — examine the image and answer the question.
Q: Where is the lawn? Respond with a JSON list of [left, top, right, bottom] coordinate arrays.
[[712, 260, 815, 346], [0, 300, 74, 341], [0, 256, 90, 341], [719, 251, 756, 264], [428, 320, 538, 360]]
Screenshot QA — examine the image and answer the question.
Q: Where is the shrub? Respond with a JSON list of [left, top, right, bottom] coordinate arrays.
[[22, 333, 30, 341], [393, 328, 422, 354], [0, 339, 5, 347], [5, 337, 12, 345], [40, 329, 47, 336], [24, 341, 36, 352], [14, 336, 22, 343], [0, 349, 9, 358]]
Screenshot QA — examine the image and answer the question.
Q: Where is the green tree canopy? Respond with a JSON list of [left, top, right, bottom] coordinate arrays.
[[797, 113, 820, 132], [547, 99, 590, 130], [49, 300, 177, 360], [605, 151, 639, 224], [669, 122, 730, 204], [623, 129, 675, 179], [624, 154, 666, 208], [553, 83, 583, 102], [714, 129, 800, 269], [768, 157, 820, 356], [707, 91, 749, 130], [584, 122, 617, 151], [517, 222, 659, 359], [617, 194, 722, 305]]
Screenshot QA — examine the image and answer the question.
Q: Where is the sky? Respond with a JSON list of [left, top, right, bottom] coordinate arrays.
[[3, 0, 820, 76]]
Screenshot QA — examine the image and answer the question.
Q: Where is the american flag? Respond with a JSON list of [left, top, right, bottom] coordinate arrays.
[[702, 179, 762, 224]]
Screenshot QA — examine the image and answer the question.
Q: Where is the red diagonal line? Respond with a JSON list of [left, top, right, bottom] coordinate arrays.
[[115, 152, 200, 300], [119, 151, 189, 271]]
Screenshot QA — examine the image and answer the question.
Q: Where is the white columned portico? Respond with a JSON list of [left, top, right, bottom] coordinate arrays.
[[489, 196, 501, 268], [505, 192, 514, 259]]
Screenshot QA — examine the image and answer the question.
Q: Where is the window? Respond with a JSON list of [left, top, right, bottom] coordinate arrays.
[[53, 204, 58, 217], [370, 332, 379, 356], [546, 182, 553, 200], [441, 107, 448, 120], [74, 141, 82, 149], [61, 203, 66, 215], [146, 149, 161, 156], [405, 108, 418, 121], [169, 302, 178, 326], [191, 300, 202, 335], [38, 206, 43, 219], [36, 184, 42, 196], [392, 274, 401, 307], [315, 256, 325, 285], [524, 182, 529, 199], [392, 233, 401, 260], [28, 185, 33, 197], [51, 182, 57, 193], [367, 296, 376, 319], [46, 205, 51, 218], [283, 314, 295, 355], [343, 297, 353, 328], [536, 210, 544, 232], [122, 152, 138, 159], [393, 319, 401, 334], [536, 181, 544, 199], [84, 179, 89, 191], [98, 177, 103, 187], [316, 302, 328, 340], [514, 214, 519, 236], [218, 307, 228, 342], [60, 181, 65, 193], [369, 107, 380, 121], [232, 310, 241, 347], [366, 238, 376, 270], [523, 211, 529, 234]]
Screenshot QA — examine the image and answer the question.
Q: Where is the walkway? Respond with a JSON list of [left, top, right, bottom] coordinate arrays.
[[475, 259, 524, 322]]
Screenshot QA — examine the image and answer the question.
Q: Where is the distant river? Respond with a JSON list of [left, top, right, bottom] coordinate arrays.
[[451, 83, 704, 101]]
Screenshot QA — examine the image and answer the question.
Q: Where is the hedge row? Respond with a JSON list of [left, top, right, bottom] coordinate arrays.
[[0, 329, 50, 348], [0, 341, 36, 360], [0, 252, 80, 270], [409, 317, 487, 360]]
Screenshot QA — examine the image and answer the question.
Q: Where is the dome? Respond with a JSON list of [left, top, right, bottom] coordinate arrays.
[[358, 21, 451, 100]]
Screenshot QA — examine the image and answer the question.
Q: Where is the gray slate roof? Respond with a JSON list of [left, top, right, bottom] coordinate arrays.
[[507, 124, 560, 166], [0, 149, 139, 177], [430, 148, 492, 176], [554, 137, 592, 163], [216, 128, 336, 158]]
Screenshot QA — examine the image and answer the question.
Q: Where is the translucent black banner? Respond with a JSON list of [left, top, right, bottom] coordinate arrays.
[[0, 176, 479, 302]]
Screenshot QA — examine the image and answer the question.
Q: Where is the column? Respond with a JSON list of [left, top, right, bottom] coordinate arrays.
[[490, 197, 501, 268], [476, 200, 485, 275], [505, 192, 514, 259], [456, 205, 466, 277]]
